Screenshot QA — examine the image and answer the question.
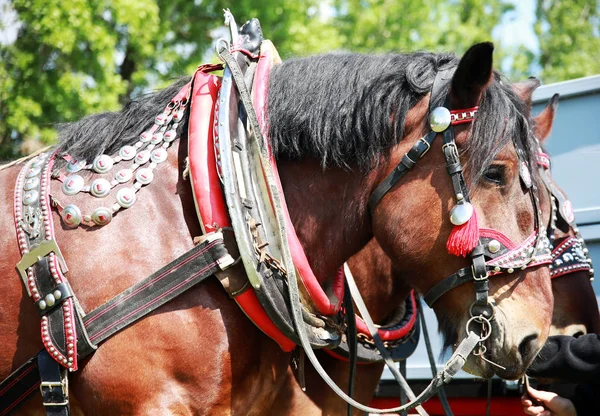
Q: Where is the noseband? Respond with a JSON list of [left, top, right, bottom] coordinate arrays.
[[368, 68, 553, 355]]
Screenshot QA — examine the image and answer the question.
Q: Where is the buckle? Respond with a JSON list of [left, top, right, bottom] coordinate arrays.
[[40, 374, 69, 406], [17, 239, 67, 297], [418, 136, 431, 156], [442, 142, 460, 161], [472, 265, 489, 281]]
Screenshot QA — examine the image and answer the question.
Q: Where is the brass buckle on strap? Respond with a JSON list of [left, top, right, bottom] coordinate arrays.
[[39, 374, 69, 406], [16, 239, 67, 297]]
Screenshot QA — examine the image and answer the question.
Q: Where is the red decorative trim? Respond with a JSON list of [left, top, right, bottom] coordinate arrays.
[[537, 152, 550, 169], [479, 228, 518, 250], [188, 67, 295, 351], [450, 106, 478, 125], [354, 291, 418, 341], [253, 43, 344, 315]]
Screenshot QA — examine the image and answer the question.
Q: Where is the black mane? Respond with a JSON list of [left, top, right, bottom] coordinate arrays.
[[57, 52, 537, 186]]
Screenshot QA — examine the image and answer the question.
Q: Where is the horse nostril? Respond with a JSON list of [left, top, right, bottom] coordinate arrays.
[[518, 334, 540, 363]]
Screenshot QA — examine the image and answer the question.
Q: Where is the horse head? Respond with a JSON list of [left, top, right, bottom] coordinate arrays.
[[369, 43, 554, 379]]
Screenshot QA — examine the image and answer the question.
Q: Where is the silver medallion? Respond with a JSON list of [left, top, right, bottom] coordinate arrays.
[[135, 168, 154, 185], [26, 166, 42, 178], [140, 131, 152, 142], [488, 239, 501, 254], [151, 132, 164, 144], [31, 157, 46, 168], [115, 168, 133, 183], [63, 204, 82, 228], [23, 177, 40, 191], [429, 107, 452, 132], [62, 174, 85, 196], [119, 145, 136, 161], [23, 190, 39, 205], [135, 150, 151, 165], [155, 113, 167, 125], [66, 159, 87, 173], [164, 130, 177, 142], [92, 155, 114, 174], [91, 207, 113, 226], [449, 201, 474, 226], [116, 187, 136, 208], [151, 148, 168, 164], [90, 178, 111, 198]]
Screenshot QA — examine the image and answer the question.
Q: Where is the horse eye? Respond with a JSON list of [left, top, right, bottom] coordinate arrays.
[[483, 165, 506, 185]]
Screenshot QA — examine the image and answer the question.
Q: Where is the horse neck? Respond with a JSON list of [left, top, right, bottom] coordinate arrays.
[[277, 157, 374, 285]]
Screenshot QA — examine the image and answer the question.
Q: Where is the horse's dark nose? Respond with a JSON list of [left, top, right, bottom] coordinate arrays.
[[518, 333, 541, 365]]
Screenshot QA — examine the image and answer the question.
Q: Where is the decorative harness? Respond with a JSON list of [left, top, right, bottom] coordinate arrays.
[[0, 13, 571, 416]]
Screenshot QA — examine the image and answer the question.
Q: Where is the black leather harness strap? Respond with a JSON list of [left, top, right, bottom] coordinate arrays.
[[0, 233, 232, 415], [38, 350, 69, 416]]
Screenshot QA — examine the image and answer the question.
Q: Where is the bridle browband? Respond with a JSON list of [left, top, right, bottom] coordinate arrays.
[[367, 68, 553, 359]]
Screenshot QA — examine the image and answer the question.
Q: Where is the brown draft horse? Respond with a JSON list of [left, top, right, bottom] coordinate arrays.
[[269, 83, 600, 415], [0, 43, 553, 414]]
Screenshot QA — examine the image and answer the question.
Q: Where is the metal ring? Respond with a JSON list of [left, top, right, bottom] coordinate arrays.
[[466, 315, 493, 342], [215, 38, 230, 60]]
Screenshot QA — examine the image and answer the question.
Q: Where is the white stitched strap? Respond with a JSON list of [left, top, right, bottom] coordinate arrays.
[[344, 264, 428, 416]]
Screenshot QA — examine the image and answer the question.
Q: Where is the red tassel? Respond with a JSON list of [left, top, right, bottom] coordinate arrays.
[[447, 207, 480, 257]]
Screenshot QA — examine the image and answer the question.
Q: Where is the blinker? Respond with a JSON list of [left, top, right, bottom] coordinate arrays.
[[429, 107, 451, 132], [449, 201, 473, 226]]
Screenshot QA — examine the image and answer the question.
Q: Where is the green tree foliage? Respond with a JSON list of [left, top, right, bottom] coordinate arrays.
[[332, 0, 514, 54], [534, 0, 600, 83], [0, 0, 337, 159]]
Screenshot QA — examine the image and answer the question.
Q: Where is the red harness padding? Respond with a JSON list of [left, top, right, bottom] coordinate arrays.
[[188, 64, 295, 351], [252, 41, 345, 316]]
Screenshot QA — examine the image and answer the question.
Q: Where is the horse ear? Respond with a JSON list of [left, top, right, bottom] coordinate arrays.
[[535, 94, 559, 143], [513, 77, 541, 109], [450, 42, 494, 108]]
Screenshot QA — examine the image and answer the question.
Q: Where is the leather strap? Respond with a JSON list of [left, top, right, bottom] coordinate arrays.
[[343, 280, 357, 416], [418, 300, 454, 416], [38, 350, 69, 416], [368, 131, 437, 214]]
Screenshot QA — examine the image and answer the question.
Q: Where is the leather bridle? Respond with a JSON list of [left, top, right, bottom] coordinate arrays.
[[367, 68, 554, 359]]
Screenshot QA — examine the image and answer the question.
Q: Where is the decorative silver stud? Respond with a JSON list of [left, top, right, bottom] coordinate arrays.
[[494, 266, 501, 272], [488, 239, 501, 254], [116, 187, 136, 209], [151, 148, 168, 164], [93, 155, 114, 174], [90, 178, 111, 198], [23, 190, 39, 205], [136, 168, 154, 185], [140, 132, 152, 142], [456, 193, 464, 201], [155, 113, 168, 125], [91, 207, 112, 226], [26, 166, 42, 178], [45, 293, 56, 307], [23, 177, 40, 191], [38, 300, 47, 310], [449, 201, 473, 226], [54, 290, 62, 300], [62, 174, 84, 196], [66, 159, 87, 173], [429, 107, 451, 132], [151, 132, 164, 144], [164, 130, 177, 142], [115, 169, 133, 183], [135, 150, 151, 165], [63, 204, 82, 228], [119, 146, 136, 161], [507, 268, 514, 274]]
